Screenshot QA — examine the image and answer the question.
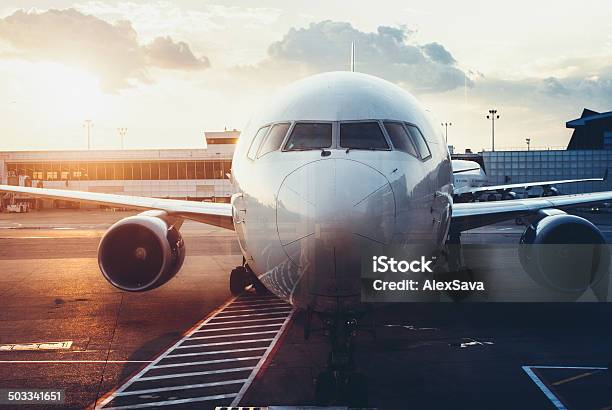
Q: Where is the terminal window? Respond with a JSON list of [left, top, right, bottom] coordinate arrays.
[[6, 160, 232, 181]]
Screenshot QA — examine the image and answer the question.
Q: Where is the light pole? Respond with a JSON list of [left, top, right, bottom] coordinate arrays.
[[486, 109, 499, 151], [117, 127, 128, 149], [526, 138, 531, 151], [441, 122, 452, 143], [83, 120, 93, 150]]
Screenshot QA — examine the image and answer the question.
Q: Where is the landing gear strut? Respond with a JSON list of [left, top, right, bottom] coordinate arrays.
[[313, 312, 369, 407], [229, 263, 267, 295]]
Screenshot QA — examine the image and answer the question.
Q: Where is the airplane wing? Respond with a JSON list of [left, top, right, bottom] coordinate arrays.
[[453, 170, 607, 196], [450, 191, 612, 232], [0, 185, 234, 230]]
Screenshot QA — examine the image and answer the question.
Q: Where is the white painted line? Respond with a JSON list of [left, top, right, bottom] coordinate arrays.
[[0, 360, 151, 364], [96, 296, 239, 409], [176, 338, 274, 349], [227, 299, 289, 307], [187, 330, 279, 341], [97, 294, 294, 410], [194, 323, 283, 333], [235, 295, 278, 301], [224, 301, 290, 309], [0, 341, 72, 351], [212, 310, 292, 319], [115, 379, 248, 396], [101, 393, 238, 410], [137, 366, 256, 381], [522, 366, 566, 410], [153, 356, 261, 369], [165, 347, 268, 359], [525, 365, 607, 370], [230, 309, 295, 406], [216, 306, 292, 314], [206, 317, 287, 326]]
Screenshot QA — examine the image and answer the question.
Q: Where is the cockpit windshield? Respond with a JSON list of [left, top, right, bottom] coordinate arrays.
[[340, 122, 389, 150], [284, 123, 332, 151]]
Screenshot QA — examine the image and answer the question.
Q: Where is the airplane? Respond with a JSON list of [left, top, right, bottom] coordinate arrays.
[[452, 158, 607, 202], [1, 71, 611, 405]]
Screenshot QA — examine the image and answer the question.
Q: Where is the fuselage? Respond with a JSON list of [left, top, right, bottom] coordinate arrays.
[[231, 72, 453, 313]]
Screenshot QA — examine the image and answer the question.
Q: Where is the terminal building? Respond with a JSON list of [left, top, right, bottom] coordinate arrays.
[[0, 130, 239, 209], [454, 109, 612, 196]]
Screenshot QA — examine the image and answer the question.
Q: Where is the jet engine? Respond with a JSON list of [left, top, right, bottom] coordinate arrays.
[[518, 210, 609, 293], [98, 211, 185, 291]]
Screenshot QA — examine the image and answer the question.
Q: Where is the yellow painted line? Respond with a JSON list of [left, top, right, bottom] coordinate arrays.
[[0, 341, 72, 351], [552, 370, 600, 386]]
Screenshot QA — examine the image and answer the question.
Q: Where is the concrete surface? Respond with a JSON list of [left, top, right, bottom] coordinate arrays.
[[0, 209, 611, 409]]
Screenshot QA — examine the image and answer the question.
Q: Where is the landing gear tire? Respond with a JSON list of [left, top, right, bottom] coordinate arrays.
[[229, 266, 249, 295], [251, 276, 268, 294]]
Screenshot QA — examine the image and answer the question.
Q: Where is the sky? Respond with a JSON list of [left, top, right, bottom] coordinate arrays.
[[0, 1, 611, 152]]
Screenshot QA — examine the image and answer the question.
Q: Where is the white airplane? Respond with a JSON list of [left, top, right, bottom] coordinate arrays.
[[452, 159, 606, 202], [1, 71, 610, 404]]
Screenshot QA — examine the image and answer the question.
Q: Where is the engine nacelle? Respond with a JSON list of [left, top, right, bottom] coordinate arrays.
[[98, 211, 185, 291], [519, 210, 609, 293]]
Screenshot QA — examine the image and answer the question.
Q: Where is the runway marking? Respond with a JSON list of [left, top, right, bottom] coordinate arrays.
[[165, 347, 268, 359], [0, 341, 72, 351], [213, 310, 292, 319], [96, 293, 295, 409], [137, 366, 256, 381], [152, 356, 261, 369], [187, 330, 280, 340], [175, 338, 274, 349], [522, 365, 608, 410], [194, 323, 283, 333], [114, 379, 248, 396], [449, 338, 494, 348], [204, 317, 287, 326], [0, 360, 150, 364], [100, 393, 238, 410]]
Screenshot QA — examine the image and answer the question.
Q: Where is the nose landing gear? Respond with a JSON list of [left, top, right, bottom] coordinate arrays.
[[229, 263, 267, 295], [312, 312, 370, 407]]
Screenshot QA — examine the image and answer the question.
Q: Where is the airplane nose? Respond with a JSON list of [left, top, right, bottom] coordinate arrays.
[[276, 159, 395, 300]]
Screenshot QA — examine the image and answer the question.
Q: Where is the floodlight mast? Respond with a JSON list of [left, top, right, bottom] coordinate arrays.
[[486, 109, 500, 151]]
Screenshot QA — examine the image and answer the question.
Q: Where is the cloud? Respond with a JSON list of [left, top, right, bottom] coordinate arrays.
[[469, 68, 612, 112], [0, 8, 209, 91], [539, 73, 612, 106], [246, 20, 469, 93], [421, 42, 456, 65], [145, 36, 209, 69]]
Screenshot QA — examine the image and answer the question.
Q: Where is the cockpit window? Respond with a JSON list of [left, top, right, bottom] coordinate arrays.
[[340, 122, 389, 150], [384, 122, 418, 157], [284, 123, 332, 151], [247, 126, 270, 160], [406, 125, 431, 159], [257, 123, 290, 158]]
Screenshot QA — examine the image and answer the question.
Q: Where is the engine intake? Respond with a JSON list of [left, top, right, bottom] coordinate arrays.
[[519, 210, 609, 293], [98, 211, 185, 291]]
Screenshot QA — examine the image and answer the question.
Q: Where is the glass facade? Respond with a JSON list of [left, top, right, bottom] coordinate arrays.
[[6, 160, 232, 182], [483, 150, 612, 195]]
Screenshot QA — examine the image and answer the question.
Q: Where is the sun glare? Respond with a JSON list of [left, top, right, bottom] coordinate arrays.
[[28, 62, 108, 122]]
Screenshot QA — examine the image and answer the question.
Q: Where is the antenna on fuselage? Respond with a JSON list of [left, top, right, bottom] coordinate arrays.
[[350, 42, 355, 72]]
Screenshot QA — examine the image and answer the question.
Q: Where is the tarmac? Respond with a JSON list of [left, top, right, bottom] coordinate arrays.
[[0, 209, 611, 409]]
